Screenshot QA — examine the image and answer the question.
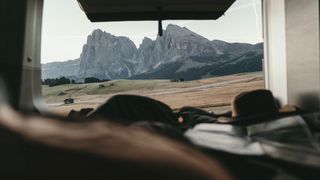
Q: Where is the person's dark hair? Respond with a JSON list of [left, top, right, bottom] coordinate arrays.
[[88, 95, 178, 126]]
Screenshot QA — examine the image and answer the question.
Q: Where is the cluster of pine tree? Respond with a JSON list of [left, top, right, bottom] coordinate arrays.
[[84, 77, 110, 83], [42, 77, 75, 87], [42, 77, 111, 87]]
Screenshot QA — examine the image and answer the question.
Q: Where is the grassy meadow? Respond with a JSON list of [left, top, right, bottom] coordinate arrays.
[[42, 72, 264, 115]]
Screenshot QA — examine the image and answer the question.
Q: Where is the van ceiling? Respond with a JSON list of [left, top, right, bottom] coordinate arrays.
[[77, 0, 236, 22]]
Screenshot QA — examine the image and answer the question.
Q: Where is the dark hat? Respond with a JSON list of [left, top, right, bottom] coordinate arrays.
[[217, 89, 298, 126]]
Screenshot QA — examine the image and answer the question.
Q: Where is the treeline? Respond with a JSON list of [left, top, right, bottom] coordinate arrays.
[[42, 77, 75, 87], [42, 77, 110, 87], [84, 77, 110, 84]]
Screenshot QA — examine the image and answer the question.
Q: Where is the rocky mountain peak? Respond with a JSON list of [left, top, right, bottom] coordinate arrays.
[[88, 29, 111, 42], [42, 25, 263, 81], [164, 24, 208, 41], [139, 37, 154, 49], [91, 29, 104, 36], [78, 29, 137, 79], [142, 37, 153, 43], [165, 24, 192, 35]]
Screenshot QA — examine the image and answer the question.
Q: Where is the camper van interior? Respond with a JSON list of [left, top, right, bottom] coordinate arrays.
[[0, 0, 320, 179]]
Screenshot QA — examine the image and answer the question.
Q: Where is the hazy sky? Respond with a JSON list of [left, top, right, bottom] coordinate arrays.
[[41, 0, 262, 63]]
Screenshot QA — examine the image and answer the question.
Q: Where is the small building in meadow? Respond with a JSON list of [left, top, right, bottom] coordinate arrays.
[[64, 98, 74, 104]]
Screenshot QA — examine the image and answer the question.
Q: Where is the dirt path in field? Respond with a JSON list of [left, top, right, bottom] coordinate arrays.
[[47, 73, 264, 116]]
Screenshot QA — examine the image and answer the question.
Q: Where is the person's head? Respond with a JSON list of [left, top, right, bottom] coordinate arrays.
[[88, 95, 178, 126]]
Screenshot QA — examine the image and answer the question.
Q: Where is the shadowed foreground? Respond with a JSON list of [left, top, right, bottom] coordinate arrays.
[[0, 106, 232, 179]]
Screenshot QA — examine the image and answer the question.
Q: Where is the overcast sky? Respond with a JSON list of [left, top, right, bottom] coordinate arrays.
[[41, 0, 262, 63]]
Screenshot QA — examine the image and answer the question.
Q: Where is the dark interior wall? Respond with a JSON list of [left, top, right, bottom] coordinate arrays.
[[0, 0, 27, 107], [0, 0, 45, 110]]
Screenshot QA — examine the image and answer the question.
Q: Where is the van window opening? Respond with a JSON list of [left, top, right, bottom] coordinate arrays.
[[41, 0, 263, 116]]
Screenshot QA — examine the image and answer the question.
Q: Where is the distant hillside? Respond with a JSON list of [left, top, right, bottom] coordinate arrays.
[[42, 24, 263, 81], [42, 59, 80, 79]]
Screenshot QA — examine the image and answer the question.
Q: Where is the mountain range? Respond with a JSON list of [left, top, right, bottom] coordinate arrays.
[[42, 24, 263, 81]]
